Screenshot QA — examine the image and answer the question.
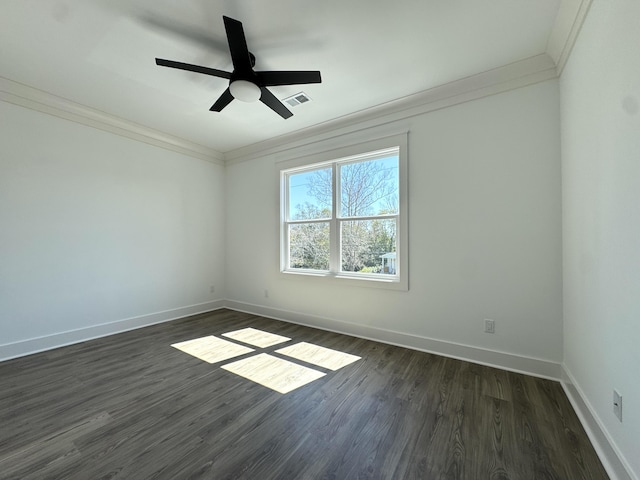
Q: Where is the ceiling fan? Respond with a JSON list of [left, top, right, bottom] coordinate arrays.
[[155, 16, 322, 119]]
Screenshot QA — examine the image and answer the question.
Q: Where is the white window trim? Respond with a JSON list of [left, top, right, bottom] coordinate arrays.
[[278, 132, 408, 291]]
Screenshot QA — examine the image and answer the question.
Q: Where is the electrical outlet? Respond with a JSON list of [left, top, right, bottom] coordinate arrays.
[[210, 285, 215, 294], [264, 289, 269, 298], [613, 390, 622, 422], [484, 319, 495, 334]]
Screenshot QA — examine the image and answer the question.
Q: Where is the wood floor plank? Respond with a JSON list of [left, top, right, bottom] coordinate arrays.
[[0, 309, 609, 479]]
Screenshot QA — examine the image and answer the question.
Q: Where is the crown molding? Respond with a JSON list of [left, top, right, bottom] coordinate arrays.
[[546, 0, 594, 75], [0, 76, 225, 165], [224, 54, 557, 165], [2, 2, 587, 166]]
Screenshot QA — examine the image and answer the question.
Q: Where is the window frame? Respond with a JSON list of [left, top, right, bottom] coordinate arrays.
[[279, 133, 408, 291]]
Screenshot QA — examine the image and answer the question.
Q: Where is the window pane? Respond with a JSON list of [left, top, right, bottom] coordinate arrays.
[[341, 219, 397, 274], [340, 156, 398, 217], [289, 222, 330, 270], [288, 167, 332, 220]]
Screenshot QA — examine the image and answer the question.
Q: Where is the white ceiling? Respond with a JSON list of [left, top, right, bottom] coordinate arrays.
[[1, 0, 576, 157]]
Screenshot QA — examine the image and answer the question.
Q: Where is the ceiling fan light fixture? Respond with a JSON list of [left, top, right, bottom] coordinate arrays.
[[229, 80, 261, 102]]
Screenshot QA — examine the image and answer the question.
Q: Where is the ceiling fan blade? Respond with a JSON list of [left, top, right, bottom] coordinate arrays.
[[141, 15, 229, 53], [156, 58, 231, 79], [210, 88, 234, 112], [257, 71, 322, 86], [259, 87, 293, 119], [223, 16, 254, 73]]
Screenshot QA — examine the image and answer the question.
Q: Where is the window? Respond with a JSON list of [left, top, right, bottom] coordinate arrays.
[[279, 133, 408, 290]]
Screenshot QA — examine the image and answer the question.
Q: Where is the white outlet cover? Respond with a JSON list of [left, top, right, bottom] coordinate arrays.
[[484, 319, 495, 334], [613, 390, 622, 422]]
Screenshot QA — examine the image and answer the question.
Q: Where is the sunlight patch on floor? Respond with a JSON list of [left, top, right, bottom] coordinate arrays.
[[221, 353, 326, 394], [276, 342, 361, 371], [222, 327, 291, 348], [171, 328, 361, 393], [171, 336, 254, 364]]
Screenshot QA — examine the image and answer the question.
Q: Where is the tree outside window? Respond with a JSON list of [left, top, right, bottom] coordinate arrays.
[[284, 147, 399, 278]]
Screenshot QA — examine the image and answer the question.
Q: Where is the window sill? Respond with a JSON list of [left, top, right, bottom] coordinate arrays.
[[280, 269, 408, 291]]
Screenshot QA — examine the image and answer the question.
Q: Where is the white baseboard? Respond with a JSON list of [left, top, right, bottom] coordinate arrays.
[[223, 300, 562, 380], [561, 365, 637, 480], [0, 300, 225, 362]]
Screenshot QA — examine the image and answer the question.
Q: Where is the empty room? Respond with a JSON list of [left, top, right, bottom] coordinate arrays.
[[1, 0, 638, 479]]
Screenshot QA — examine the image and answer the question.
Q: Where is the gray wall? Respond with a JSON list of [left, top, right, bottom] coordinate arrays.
[[0, 102, 226, 356], [225, 79, 563, 366], [561, 0, 640, 477]]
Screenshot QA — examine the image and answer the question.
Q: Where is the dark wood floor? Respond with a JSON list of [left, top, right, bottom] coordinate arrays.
[[0, 309, 608, 479]]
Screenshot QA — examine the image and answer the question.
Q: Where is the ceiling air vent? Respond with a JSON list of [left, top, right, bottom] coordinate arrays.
[[283, 92, 311, 107]]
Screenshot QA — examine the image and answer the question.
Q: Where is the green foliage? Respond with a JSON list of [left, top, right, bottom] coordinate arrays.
[[341, 218, 395, 273], [289, 220, 330, 270], [359, 265, 382, 274]]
